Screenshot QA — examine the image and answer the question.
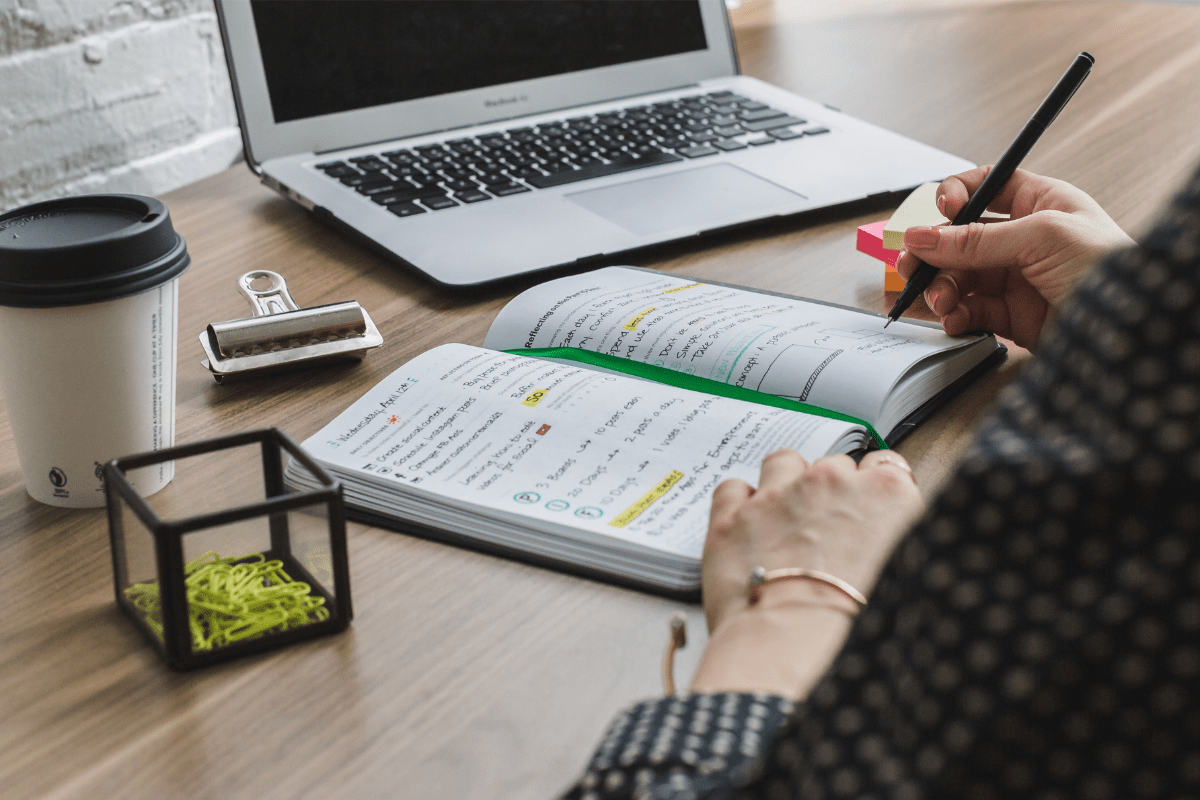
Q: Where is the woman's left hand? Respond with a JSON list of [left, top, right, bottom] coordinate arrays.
[[690, 449, 923, 697]]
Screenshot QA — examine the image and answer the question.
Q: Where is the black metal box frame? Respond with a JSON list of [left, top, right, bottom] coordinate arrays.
[[104, 428, 352, 671]]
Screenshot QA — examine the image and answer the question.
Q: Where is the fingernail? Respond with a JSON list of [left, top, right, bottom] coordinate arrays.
[[904, 226, 941, 249], [927, 291, 941, 309], [936, 194, 947, 216]]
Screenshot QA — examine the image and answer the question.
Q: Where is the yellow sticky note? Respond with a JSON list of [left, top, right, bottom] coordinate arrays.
[[882, 182, 948, 250]]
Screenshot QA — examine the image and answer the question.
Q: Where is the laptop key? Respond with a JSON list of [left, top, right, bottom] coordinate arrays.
[[358, 181, 407, 196], [385, 155, 419, 168], [455, 190, 492, 203], [740, 108, 788, 122], [678, 145, 719, 158], [371, 185, 446, 205], [489, 182, 533, 196], [687, 131, 718, 143], [391, 165, 427, 179], [386, 202, 426, 217], [802, 126, 831, 136], [659, 134, 693, 149], [771, 128, 802, 140], [713, 139, 748, 152], [713, 125, 745, 137], [747, 136, 776, 146], [350, 154, 388, 165], [739, 101, 769, 112], [443, 179, 477, 192], [605, 151, 638, 164], [421, 196, 459, 210], [458, 153, 493, 168], [341, 173, 390, 188], [743, 115, 805, 132], [406, 175, 442, 189], [477, 172, 508, 185], [524, 150, 681, 189]]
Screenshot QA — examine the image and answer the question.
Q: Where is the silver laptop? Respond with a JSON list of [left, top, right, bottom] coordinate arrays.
[[216, 0, 972, 287]]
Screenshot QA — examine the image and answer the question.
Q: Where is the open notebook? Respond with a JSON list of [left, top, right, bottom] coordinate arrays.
[[286, 267, 1004, 596]]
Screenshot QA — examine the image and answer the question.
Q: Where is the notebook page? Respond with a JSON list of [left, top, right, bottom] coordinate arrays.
[[300, 344, 865, 559], [484, 267, 982, 429]]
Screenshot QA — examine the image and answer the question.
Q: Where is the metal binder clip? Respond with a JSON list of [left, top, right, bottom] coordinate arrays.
[[199, 270, 383, 383]]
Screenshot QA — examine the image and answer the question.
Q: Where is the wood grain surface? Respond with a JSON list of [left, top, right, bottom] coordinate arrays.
[[4, 3, 1199, 798]]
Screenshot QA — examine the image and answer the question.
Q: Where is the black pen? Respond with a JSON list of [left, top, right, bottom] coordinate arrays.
[[884, 51, 1095, 328]]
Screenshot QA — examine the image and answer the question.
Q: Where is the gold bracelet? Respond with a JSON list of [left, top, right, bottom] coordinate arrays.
[[747, 566, 867, 614]]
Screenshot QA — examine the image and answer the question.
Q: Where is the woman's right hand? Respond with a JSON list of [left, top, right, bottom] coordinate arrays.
[[895, 167, 1134, 349]]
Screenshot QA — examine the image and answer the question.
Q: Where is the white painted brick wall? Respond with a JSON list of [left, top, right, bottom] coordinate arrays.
[[0, 0, 243, 213]]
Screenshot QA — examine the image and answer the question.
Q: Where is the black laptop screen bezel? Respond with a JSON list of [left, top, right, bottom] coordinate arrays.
[[215, 0, 738, 168], [251, 1, 712, 126]]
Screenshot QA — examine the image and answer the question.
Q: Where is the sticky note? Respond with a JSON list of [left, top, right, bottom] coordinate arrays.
[[857, 219, 906, 291], [882, 182, 948, 250], [857, 220, 896, 264]]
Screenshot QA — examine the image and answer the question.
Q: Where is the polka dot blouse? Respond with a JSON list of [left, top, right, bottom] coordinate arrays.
[[563, 165, 1200, 800]]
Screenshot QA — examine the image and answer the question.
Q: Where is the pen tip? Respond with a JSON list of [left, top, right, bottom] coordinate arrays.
[[883, 317, 893, 329]]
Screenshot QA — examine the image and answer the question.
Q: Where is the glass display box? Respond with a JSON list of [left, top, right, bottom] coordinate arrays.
[[104, 428, 352, 670]]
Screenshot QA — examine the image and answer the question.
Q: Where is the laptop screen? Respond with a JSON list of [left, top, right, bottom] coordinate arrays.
[[251, 1, 709, 125]]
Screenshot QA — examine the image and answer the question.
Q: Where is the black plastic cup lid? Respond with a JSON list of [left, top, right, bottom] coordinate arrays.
[[0, 194, 190, 308]]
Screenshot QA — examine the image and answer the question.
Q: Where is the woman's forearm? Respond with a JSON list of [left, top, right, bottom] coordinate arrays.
[[690, 580, 856, 698]]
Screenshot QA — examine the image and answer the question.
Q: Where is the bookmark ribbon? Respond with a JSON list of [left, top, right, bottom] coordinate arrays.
[[507, 347, 886, 449]]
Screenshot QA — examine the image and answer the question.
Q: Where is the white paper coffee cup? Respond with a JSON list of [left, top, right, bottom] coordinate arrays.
[[0, 195, 190, 507]]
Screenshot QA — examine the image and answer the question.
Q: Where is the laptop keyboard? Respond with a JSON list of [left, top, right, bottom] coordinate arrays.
[[313, 90, 829, 218]]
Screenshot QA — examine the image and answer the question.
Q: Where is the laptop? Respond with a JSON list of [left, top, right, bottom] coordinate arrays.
[[215, 0, 973, 287]]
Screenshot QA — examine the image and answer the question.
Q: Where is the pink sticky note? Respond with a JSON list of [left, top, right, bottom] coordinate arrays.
[[857, 220, 906, 291], [856, 220, 898, 265]]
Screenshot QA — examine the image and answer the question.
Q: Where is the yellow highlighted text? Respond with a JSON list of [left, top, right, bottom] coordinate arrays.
[[609, 471, 684, 528], [624, 307, 657, 331], [522, 389, 549, 407]]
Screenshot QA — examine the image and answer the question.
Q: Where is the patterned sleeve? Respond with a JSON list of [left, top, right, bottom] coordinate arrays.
[[561, 693, 794, 800], [562, 164, 1200, 800]]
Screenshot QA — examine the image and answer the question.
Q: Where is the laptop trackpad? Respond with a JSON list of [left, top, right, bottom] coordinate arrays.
[[565, 163, 805, 237]]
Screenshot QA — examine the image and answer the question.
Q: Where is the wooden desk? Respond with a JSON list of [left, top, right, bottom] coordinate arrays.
[[5, 3, 1199, 798]]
